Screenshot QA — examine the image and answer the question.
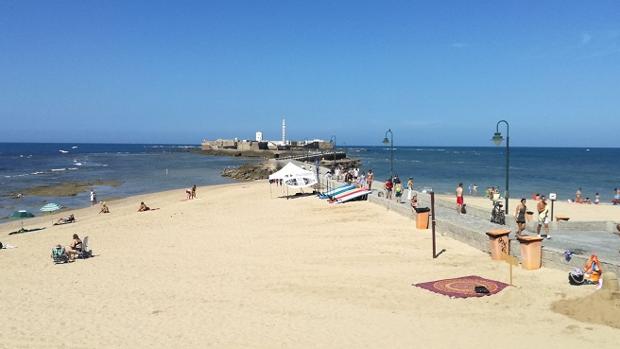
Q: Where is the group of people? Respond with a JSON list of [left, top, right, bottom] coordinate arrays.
[[51, 233, 84, 262], [384, 175, 415, 204], [514, 196, 551, 239], [573, 187, 600, 204]]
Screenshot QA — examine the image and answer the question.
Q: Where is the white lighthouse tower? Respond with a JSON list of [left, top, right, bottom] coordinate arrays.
[[281, 117, 286, 145]]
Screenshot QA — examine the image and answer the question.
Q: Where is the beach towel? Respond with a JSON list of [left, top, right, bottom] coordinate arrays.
[[413, 275, 509, 298]]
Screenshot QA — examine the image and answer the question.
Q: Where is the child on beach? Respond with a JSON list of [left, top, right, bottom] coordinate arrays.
[[394, 182, 403, 203], [594, 193, 600, 204]]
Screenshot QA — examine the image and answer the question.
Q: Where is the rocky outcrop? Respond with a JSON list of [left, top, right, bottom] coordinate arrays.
[[221, 162, 275, 181]]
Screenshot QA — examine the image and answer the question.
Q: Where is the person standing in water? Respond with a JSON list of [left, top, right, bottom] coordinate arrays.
[[515, 198, 527, 237], [456, 183, 464, 213], [90, 190, 97, 206]]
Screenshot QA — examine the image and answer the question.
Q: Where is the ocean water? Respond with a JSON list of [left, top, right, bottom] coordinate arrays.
[[2, 143, 619, 222], [343, 146, 620, 202], [0, 143, 248, 221]]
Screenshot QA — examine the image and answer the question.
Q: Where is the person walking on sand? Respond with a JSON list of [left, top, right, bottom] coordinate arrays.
[[515, 198, 527, 237], [456, 183, 464, 213], [536, 196, 551, 239], [191, 185, 197, 199], [367, 170, 374, 190], [406, 177, 414, 201]]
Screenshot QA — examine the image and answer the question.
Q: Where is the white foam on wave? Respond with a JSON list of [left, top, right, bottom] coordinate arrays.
[[68, 167, 78, 170], [51, 168, 67, 172]]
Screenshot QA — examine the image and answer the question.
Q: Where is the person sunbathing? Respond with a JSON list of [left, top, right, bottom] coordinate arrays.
[[138, 202, 159, 212], [99, 202, 110, 214], [65, 234, 82, 261], [138, 202, 150, 212], [54, 214, 75, 225]]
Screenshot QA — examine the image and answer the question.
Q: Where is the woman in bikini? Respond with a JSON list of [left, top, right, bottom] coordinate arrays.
[[515, 198, 527, 237], [66, 233, 82, 261]]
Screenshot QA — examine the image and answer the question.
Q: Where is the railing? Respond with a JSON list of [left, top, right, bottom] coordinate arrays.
[[276, 151, 346, 161]]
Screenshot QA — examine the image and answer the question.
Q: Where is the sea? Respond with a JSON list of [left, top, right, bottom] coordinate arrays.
[[346, 146, 620, 203], [0, 143, 248, 221], [1, 143, 619, 221]]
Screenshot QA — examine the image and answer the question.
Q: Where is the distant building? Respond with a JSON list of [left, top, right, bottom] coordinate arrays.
[[201, 117, 334, 152]]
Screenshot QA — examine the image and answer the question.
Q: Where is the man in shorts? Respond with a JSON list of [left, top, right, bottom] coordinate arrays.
[[456, 183, 464, 213], [536, 196, 551, 239]]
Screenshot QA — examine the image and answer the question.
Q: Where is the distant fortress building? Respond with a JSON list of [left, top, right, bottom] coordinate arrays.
[[201, 117, 333, 153]]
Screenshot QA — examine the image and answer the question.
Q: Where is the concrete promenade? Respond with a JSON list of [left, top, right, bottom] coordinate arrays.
[[287, 159, 620, 276]]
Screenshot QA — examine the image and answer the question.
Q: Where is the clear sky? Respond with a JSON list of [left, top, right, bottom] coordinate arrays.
[[1, 1, 619, 146]]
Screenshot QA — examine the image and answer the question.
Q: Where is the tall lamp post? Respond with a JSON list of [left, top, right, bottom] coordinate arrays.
[[382, 129, 394, 177], [492, 120, 510, 213], [330, 135, 337, 151]]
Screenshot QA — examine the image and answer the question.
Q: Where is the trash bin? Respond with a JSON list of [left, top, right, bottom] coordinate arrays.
[[517, 235, 544, 270], [485, 229, 511, 260], [525, 211, 534, 222], [415, 207, 430, 230]]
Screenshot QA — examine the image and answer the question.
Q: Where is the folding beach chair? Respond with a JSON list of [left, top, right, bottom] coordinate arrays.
[[77, 236, 93, 259], [51, 245, 69, 264]]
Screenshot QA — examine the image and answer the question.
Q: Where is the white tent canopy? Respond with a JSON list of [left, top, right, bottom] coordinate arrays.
[[268, 162, 314, 180], [269, 162, 317, 189]]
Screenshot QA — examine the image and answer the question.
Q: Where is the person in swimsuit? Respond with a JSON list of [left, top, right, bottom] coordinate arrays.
[[410, 194, 418, 215], [367, 170, 374, 190], [515, 198, 527, 237], [536, 196, 551, 239], [138, 202, 150, 212], [406, 178, 414, 201], [191, 185, 197, 199], [66, 233, 82, 261], [99, 202, 110, 214], [575, 187, 582, 203], [456, 183, 464, 213]]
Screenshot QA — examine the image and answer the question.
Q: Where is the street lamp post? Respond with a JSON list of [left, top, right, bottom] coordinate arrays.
[[330, 135, 337, 150], [492, 120, 510, 214], [383, 129, 394, 177]]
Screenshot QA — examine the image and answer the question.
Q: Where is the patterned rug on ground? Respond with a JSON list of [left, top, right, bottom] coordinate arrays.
[[413, 275, 509, 298]]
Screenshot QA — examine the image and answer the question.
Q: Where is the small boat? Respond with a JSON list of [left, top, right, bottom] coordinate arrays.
[[71, 146, 78, 149], [59, 150, 69, 154]]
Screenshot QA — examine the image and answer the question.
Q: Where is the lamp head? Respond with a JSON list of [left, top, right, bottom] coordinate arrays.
[[382, 137, 390, 144], [492, 132, 504, 146]]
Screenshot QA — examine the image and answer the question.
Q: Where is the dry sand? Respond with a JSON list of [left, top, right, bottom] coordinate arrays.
[[1, 181, 619, 348], [438, 194, 620, 222]]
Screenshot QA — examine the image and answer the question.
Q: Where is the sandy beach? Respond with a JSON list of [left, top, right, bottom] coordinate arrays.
[[1, 181, 619, 348]]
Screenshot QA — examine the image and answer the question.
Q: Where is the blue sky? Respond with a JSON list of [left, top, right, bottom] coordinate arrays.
[[1, 1, 619, 146]]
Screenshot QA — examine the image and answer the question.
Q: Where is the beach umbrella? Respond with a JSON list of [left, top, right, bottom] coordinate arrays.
[[40, 203, 62, 213], [10, 210, 35, 232], [10, 210, 35, 219]]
